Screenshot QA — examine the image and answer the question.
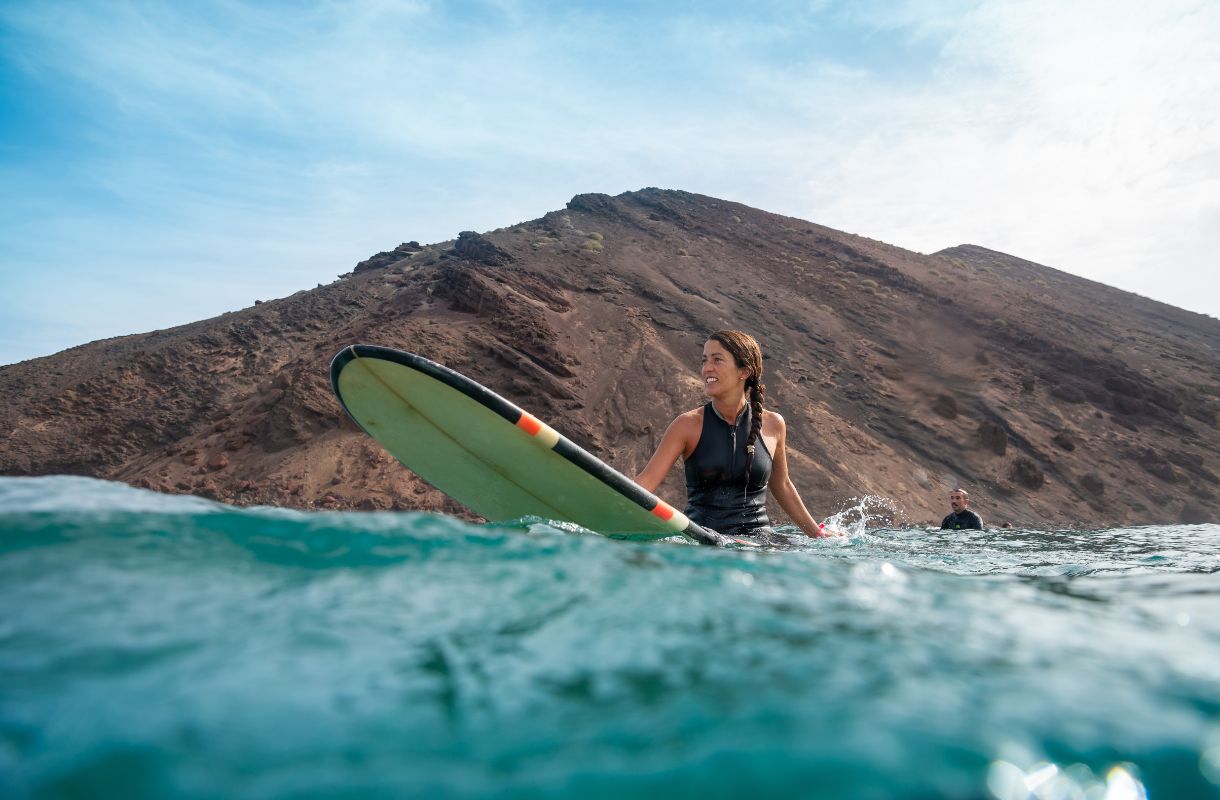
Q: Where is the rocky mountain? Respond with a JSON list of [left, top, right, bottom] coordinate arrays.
[[2, 188, 1217, 527]]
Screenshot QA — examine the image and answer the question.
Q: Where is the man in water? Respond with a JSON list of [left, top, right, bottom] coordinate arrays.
[[941, 488, 984, 530]]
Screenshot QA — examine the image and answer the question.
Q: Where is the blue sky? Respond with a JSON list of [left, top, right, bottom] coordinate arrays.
[[2, 0, 1218, 365]]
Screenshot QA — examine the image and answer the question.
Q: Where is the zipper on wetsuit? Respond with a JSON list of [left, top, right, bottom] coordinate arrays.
[[729, 425, 736, 474]]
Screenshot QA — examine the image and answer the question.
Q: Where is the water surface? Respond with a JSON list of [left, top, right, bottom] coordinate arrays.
[[2, 476, 1218, 798]]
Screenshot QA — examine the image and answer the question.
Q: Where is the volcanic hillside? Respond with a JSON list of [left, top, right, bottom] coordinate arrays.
[[2, 188, 1218, 527]]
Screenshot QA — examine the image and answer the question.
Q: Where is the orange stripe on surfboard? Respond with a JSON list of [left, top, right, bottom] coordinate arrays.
[[516, 413, 543, 436], [650, 501, 675, 521]]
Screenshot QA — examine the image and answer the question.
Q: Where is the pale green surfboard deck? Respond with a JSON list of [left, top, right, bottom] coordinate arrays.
[[330, 345, 720, 544]]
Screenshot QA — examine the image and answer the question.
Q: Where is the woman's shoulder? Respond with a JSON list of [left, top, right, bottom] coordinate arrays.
[[661, 406, 704, 430], [661, 406, 705, 446], [761, 408, 787, 432], [675, 405, 706, 426]]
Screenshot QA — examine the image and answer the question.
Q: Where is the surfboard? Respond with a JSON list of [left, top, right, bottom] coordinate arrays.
[[329, 345, 723, 545]]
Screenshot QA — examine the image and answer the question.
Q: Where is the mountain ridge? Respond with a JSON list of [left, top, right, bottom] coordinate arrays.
[[2, 188, 1217, 527]]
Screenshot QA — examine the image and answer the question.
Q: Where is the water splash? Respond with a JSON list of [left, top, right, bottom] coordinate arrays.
[[823, 494, 906, 534]]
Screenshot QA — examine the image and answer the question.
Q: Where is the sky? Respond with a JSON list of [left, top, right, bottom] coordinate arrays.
[[2, 0, 1218, 366]]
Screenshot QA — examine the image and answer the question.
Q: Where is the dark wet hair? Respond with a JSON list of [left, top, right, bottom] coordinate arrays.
[[707, 330, 766, 478]]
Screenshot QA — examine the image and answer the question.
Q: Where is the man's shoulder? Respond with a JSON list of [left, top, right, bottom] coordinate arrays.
[[942, 510, 982, 529]]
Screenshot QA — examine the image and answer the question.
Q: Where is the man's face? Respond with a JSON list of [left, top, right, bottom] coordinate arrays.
[[949, 492, 967, 513]]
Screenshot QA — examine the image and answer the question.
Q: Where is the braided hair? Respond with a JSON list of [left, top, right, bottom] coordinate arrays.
[[707, 330, 766, 480]]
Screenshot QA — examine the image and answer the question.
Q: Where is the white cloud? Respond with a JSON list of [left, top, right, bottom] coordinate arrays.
[[790, 0, 1220, 315]]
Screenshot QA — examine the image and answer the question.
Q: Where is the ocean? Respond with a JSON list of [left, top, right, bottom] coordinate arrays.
[[1, 476, 1218, 799]]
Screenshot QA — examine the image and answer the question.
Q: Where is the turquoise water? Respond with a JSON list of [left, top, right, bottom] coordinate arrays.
[[2, 476, 1219, 799]]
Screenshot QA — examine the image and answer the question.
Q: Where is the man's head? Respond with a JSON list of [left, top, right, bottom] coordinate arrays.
[[949, 488, 969, 513]]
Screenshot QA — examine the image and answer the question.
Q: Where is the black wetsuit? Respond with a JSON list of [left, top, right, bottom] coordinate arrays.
[[684, 403, 773, 537], [941, 509, 983, 530]]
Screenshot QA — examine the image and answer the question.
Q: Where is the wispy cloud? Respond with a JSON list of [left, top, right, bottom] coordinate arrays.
[[1, 0, 1217, 364], [795, 1, 1220, 308]]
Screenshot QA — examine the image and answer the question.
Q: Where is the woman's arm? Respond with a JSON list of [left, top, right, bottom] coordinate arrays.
[[766, 412, 830, 538], [635, 413, 696, 493]]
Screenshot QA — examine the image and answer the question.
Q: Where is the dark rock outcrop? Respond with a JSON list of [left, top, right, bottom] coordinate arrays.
[[931, 394, 959, 420], [978, 420, 1008, 455], [1052, 431, 1077, 451], [1011, 457, 1045, 490], [1079, 473, 1105, 497], [354, 241, 422, 273], [452, 231, 513, 266]]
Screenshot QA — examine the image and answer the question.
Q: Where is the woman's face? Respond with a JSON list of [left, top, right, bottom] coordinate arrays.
[[701, 339, 749, 397]]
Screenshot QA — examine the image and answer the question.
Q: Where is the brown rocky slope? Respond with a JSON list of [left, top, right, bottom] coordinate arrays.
[[2, 188, 1218, 527]]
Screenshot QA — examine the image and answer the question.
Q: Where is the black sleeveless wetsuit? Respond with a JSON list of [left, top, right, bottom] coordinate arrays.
[[684, 403, 773, 537]]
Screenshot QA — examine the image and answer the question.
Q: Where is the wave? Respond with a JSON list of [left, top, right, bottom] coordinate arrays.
[[2, 476, 1218, 575], [3, 478, 1220, 799]]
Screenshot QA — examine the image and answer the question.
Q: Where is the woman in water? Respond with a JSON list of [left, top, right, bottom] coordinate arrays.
[[635, 330, 829, 539]]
